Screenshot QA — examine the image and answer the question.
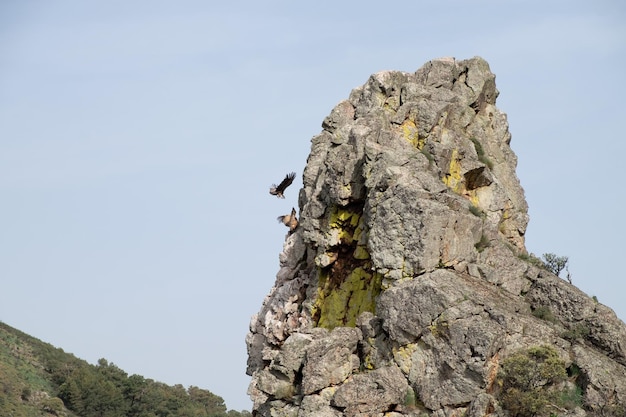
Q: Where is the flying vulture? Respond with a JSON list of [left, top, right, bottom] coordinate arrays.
[[269, 172, 296, 198], [278, 207, 298, 231]]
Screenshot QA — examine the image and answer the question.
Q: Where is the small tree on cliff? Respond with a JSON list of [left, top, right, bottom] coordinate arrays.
[[542, 253, 569, 281]]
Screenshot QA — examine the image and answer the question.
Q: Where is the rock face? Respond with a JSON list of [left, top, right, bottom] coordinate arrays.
[[247, 57, 626, 416]]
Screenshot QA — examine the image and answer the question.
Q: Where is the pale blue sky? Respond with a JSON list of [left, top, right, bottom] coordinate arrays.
[[1, 1, 624, 412]]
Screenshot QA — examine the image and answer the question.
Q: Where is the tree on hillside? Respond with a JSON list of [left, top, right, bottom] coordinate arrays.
[[188, 385, 227, 416], [58, 366, 127, 417]]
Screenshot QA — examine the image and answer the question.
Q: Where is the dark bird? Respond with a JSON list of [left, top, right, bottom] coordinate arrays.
[[269, 172, 296, 198], [278, 207, 298, 231]]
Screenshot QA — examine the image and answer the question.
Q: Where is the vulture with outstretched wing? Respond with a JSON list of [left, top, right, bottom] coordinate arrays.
[[278, 207, 298, 231], [269, 172, 296, 198]]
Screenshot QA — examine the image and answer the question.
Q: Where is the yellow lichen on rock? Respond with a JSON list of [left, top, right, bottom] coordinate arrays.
[[353, 245, 370, 260], [399, 118, 424, 150], [352, 214, 370, 260], [312, 203, 380, 329], [314, 267, 382, 329], [498, 207, 511, 233], [361, 339, 376, 370], [329, 206, 361, 244], [393, 343, 418, 374], [442, 148, 462, 193], [468, 191, 479, 207], [443, 148, 481, 207], [383, 95, 400, 113]]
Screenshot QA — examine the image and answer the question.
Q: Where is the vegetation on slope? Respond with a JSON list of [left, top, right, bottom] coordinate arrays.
[[0, 321, 250, 417], [496, 345, 584, 417]]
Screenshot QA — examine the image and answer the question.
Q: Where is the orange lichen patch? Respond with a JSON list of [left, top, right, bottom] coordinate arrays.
[[485, 351, 500, 393]]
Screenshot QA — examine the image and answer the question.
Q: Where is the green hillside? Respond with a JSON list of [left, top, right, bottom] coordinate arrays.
[[0, 321, 250, 417]]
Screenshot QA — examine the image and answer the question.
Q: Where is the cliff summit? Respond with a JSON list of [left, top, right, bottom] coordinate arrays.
[[247, 57, 626, 416]]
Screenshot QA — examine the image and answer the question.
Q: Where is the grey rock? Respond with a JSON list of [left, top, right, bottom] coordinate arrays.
[[571, 344, 626, 413], [356, 312, 394, 369], [298, 388, 343, 417], [466, 393, 503, 417], [254, 400, 299, 417], [247, 56, 626, 416], [301, 327, 361, 395], [269, 332, 314, 382], [255, 369, 295, 400], [377, 270, 469, 345], [331, 364, 408, 416], [526, 273, 626, 365]]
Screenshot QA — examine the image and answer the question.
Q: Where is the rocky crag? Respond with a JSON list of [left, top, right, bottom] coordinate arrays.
[[246, 57, 626, 416]]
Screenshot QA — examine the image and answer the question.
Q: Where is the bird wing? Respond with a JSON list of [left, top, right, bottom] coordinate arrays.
[[275, 172, 296, 194]]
